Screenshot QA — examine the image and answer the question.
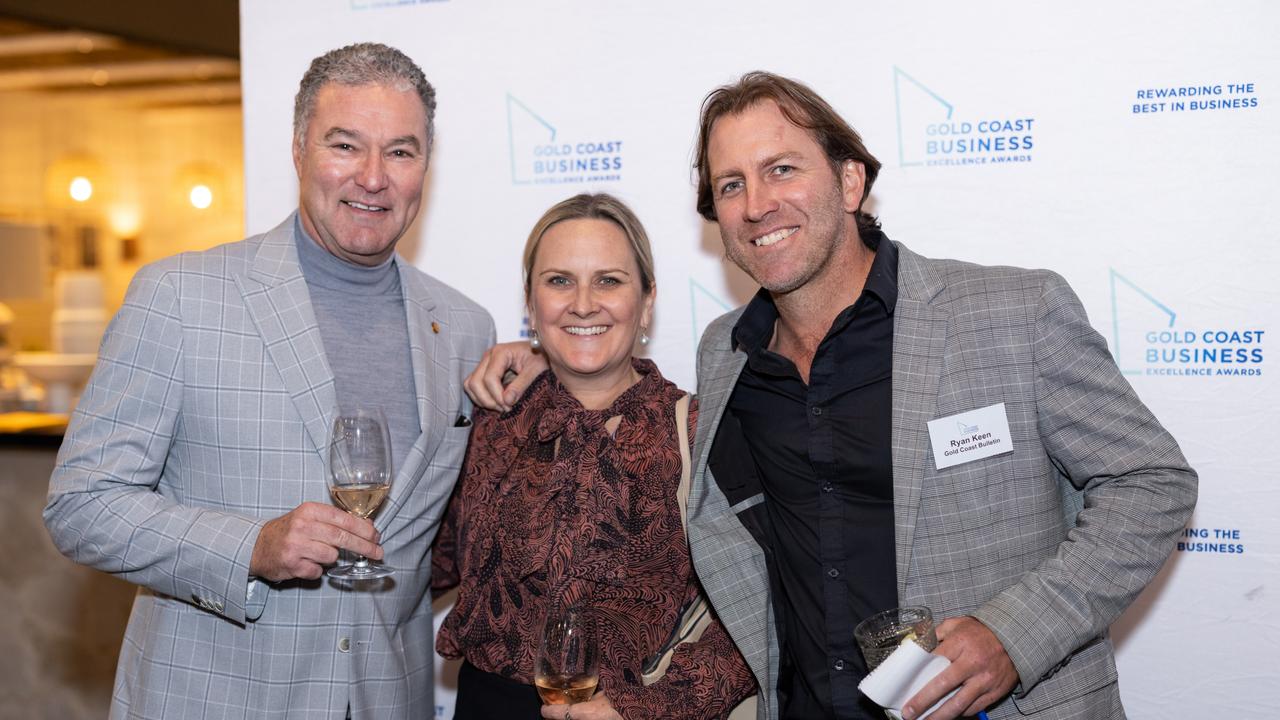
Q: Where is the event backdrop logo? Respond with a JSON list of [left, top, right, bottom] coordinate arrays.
[[893, 66, 1035, 168], [1131, 82, 1258, 116], [689, 279, 733, 348], [1109, 269, 1264, 378], [507, 94, 624, 185]]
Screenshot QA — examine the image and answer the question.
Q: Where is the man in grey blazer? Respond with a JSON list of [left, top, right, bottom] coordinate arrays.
[[469, 72, 1195, 720], [681, 73, 1196, 720], [45, 43, 494, 719]]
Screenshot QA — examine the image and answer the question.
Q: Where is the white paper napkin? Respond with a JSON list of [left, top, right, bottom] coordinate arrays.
[[857, 640, 957, 719]]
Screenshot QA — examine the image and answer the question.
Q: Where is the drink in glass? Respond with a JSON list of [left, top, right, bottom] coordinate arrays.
[[326, 406, 393, 580], [854, 606, 938, 670], [536, 606, 599, 706]]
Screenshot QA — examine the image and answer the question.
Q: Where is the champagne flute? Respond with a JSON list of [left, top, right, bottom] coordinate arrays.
[[535, 606, 599, 706], [325, 406, 394, 580]]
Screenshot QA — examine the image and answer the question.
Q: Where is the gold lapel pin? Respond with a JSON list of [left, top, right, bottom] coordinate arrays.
[[431, 321, 440, 334]]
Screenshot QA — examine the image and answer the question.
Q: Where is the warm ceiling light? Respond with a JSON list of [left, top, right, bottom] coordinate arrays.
[[90, 69, 109, 86], [189, 184, 213, 210], [69, 177, 93, 202]]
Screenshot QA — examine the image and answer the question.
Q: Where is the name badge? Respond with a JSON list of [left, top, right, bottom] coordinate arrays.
[[927, 403, 1014, 470]]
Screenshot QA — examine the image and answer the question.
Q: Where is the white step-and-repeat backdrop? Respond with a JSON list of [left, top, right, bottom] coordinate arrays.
[[240, 1, 1278, 716]]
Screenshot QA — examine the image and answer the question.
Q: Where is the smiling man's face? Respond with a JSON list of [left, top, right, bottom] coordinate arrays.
[[707, 100, 864, 295], [293, 82, 428, 266]]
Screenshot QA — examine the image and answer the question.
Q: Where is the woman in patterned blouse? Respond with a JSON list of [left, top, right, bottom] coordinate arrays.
[[432, 193, 756, 720]]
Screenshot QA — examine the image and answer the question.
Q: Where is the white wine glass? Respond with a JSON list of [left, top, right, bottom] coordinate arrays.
[[535, 606, 599, 706], [325, 406, 393, 580]]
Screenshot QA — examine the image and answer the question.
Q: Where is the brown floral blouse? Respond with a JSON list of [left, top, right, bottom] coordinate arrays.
[[432, 359, 755, 719]]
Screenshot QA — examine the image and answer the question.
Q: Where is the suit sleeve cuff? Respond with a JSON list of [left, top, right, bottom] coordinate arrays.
[[971, 593, 1063, 696]]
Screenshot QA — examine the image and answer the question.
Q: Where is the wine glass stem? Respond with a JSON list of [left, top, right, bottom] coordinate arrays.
[[353, 555, 370, 569]]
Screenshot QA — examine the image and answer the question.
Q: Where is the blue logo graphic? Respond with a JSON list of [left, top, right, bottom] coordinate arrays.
[[507, 94, 624, 185], [1109, 269, 1264, 378], [689, 278, 733, 348], [893, 67, 1035, 168], [956, 420, 979, 434]]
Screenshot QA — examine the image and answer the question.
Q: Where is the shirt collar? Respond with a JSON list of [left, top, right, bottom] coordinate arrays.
[[731, 228, 898, 353]]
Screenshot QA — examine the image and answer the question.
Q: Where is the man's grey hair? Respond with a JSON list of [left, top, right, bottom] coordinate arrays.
[[293, 42, 437, 155]]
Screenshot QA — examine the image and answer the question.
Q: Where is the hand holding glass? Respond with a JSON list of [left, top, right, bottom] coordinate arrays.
[[326, 406, 393, 580], [535, 606, 599, 705]]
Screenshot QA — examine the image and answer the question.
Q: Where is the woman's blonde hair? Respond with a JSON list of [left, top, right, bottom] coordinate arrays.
[[522, 193, 655, 300]]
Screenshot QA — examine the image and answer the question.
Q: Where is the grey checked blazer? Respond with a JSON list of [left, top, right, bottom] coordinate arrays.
[[687, 243, 1197, 719], [45, 215, 495, 719]]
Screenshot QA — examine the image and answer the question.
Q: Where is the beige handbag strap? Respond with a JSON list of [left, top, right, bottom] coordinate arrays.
[[674, 393, 693, 530], [647, 393, 761, 719]]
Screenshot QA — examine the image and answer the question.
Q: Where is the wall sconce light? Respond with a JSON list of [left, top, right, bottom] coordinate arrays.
[[45, 153, 107, 209], [189, 184, 214, 209], [175, 163, 223, 211], [69, 176, 94, 202], [107, 204, 142, 261]]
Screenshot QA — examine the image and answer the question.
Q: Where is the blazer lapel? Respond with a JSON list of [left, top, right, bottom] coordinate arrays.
[[688, 346, 746, 523], [237, 215, 336, 461], [890, 243, 950, 601], [378, 259, 448, 527], [687, 320, 775, 691]]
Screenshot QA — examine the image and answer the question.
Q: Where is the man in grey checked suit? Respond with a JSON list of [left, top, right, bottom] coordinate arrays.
[[681, 73, 1196, 720], [469, 72, 1196, 720], [45, 43, 493, 719]]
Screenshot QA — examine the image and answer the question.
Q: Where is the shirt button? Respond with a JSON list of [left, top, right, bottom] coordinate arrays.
[[822, 483, 833, 493], [827, 567, 840, 578], [338, 637, 351, 653], [833, 659, 845, 671], [811, 406, 823, 416]]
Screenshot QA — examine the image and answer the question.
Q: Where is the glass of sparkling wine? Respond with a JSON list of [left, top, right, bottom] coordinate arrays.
[[535, 606, 599, 706], [325, 406, 393, 580], [854, 606, 939, 671]]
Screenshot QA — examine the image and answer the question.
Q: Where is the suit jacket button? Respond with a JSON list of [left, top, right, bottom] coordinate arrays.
[[338, 637, 352, 653]]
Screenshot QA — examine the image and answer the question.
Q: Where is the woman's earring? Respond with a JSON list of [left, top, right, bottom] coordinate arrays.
[[529, 329, 541, 350], [638, 329, 650, 347]]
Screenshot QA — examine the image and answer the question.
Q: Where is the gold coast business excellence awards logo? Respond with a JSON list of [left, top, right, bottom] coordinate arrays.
[[506, 93, 624, 185]]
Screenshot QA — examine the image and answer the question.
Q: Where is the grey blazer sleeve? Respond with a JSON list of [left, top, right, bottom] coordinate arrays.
[[970, 272, 1197, 690], [43, 263, 266, 625]]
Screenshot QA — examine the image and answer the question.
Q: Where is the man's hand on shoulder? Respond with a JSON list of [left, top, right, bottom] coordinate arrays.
[[249, 502, 383, 582], [464, 341, 547, 413], [902, 616, 1018, 720]]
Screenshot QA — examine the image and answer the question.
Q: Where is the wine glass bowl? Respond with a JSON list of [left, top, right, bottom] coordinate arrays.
[[325, 406, 393, 580], [535, 606, 599, 705]]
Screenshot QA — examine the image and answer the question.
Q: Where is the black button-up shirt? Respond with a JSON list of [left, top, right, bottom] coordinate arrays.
[[724, 232, 898, 719]]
